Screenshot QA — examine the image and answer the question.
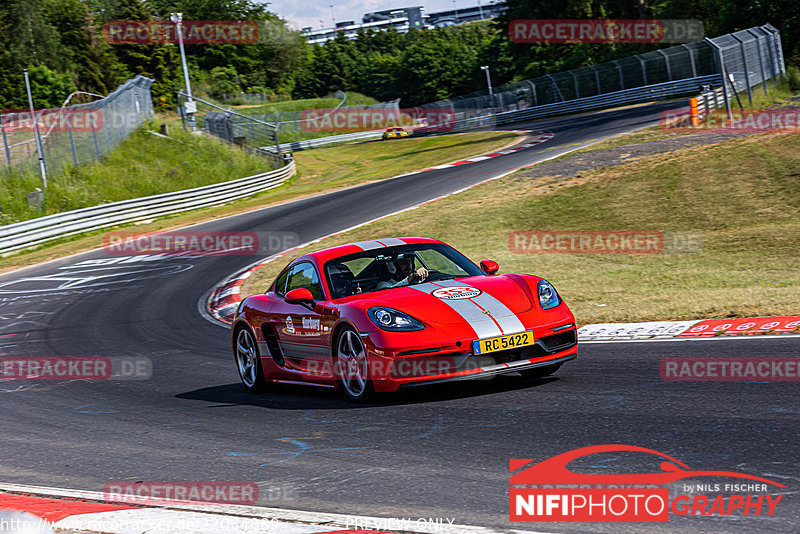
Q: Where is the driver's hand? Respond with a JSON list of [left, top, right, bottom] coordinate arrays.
[[407, 267, 428, 283]]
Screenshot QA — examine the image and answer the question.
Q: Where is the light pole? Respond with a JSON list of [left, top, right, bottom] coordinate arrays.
[[481, 65, 493, 96], [23, 68, 47, 190], [171, 13, 196, 131]]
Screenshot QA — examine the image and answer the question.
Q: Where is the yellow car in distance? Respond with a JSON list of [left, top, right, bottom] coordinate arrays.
[[382, 127, 411, 140]]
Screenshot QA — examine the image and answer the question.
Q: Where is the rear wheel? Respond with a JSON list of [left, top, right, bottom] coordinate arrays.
[[335, 327, 374, 402], [520, 363, 562, 380], [234, 326, 268, 393]]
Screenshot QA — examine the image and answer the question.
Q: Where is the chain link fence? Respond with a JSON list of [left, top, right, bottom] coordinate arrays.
[[0, 76, 154, 178], [417, 24, 784, 126], [706, 25, 785, 113], [201, 90, 402, 152]]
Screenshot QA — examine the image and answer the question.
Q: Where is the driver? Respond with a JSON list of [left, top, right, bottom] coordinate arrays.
[[376, 255, 428, 289]]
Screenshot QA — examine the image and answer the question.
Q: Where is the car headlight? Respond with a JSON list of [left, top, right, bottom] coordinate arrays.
[[537, 280, 561, 310], [367, 307, 425, 331]]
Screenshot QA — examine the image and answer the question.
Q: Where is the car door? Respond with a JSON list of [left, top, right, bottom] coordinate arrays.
[[268, 261, 332, 376]]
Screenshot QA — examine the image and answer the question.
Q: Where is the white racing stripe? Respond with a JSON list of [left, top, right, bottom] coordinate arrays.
[[351, 238, 407, 250], [433, 280, 526, 335], [375, 237, 407, 246], [350, 240, 385, 250], [412, 280, 526, 339], [411, 282, 501, 338]]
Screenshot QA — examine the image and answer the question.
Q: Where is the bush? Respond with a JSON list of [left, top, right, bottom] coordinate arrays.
[[786, 66, 800, 93]]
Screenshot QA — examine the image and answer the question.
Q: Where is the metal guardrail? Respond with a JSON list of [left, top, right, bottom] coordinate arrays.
[[261, 129, 385, 153], [0, 161, 295, 256]]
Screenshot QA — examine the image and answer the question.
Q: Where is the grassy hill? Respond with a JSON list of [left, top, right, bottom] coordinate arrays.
[[242, 131, 800, 324]]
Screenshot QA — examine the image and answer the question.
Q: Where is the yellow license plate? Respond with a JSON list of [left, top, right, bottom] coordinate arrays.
[[473, 331, 535, 355]]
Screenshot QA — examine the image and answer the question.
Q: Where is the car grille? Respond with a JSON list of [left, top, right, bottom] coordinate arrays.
[[471, 329, 578, 367], [390, 329, 577, 378]]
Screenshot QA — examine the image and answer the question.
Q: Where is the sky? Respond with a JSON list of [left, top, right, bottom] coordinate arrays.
[[262, 0, 496, 31]]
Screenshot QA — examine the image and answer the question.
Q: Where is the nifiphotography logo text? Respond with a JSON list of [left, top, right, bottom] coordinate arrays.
[[509, 445, 785, 522]]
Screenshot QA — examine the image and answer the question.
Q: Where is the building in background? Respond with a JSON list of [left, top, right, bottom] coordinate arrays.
[[302, 3, 506, 44]]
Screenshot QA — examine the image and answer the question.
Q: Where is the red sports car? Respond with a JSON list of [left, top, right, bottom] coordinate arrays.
[[231, 237, 577, 401]]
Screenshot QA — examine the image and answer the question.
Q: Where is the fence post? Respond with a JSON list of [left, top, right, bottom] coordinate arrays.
[[90, 120, 101, 159], [657, 50, 672, 81], [526, 80, 538, 106], [764, 24, 785, 80], [681, 44, 697, 78], [569, 71, 579, 99], [746, 29, 769, 96], [763, 28, 780, 89], [612, 61, 624, 90], [546, 74, 565, 102], [0, 115, 11, 165], [104, 104, 113, 152], [591, 65, 601, 95], [705, 38, 732, 121], [731, 34, 753, 107], [635, 55, 648, 86], [66, 115, 78, 166]]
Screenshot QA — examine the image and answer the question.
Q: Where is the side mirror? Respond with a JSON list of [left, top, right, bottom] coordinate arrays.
[[480, 260, 499, 275], [284, 288, 315, 310]]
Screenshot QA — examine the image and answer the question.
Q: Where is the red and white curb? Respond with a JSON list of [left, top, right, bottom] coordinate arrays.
[[0, 484, 544, 534], [578, 315, 800, 342], [396, 132, 554, 177]]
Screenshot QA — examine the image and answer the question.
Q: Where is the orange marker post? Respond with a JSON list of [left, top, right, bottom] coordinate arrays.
[[689, 98, 700, 126]]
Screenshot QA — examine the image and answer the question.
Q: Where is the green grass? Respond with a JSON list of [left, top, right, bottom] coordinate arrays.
[[0, 121, 272, 225], [242, 131, 800, 324], [232, 92, 378, 114], [288, 132, 519, 194]]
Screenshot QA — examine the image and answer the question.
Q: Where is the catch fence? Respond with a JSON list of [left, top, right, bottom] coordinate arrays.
[[417, 24, 784, 128], [0, 76, 154, 177]]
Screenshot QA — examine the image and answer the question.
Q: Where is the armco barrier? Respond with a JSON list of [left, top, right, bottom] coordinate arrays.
[[261, 129, 385, 154], [0, 161, 295, 256]]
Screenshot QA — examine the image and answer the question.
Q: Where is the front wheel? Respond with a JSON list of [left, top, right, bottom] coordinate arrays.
[[519, 363, 562, 380], [335, 327, 374, 402], [234, 326, 268, 393]]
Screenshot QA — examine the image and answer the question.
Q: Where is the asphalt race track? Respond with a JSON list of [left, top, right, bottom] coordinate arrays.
[[1, 101, 798, 533]]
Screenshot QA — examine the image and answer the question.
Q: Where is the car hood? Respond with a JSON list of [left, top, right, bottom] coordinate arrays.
[[363, 275, 534, 326]]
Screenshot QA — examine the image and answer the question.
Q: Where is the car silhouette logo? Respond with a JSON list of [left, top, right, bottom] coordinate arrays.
[[510, 444, 786, 487]]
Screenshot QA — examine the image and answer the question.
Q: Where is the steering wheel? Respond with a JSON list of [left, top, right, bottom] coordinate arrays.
[[423, 269, 451, 282]]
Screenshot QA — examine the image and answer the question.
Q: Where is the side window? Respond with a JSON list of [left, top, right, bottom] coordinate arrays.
[[273, 269, 289, 296], [285, 262, 324, 300]]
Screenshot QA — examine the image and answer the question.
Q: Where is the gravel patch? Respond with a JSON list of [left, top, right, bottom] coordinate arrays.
[[517, 131, 753, 180]]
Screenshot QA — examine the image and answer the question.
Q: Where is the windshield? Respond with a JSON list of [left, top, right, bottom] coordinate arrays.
[[324, 243, 483, 299]]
